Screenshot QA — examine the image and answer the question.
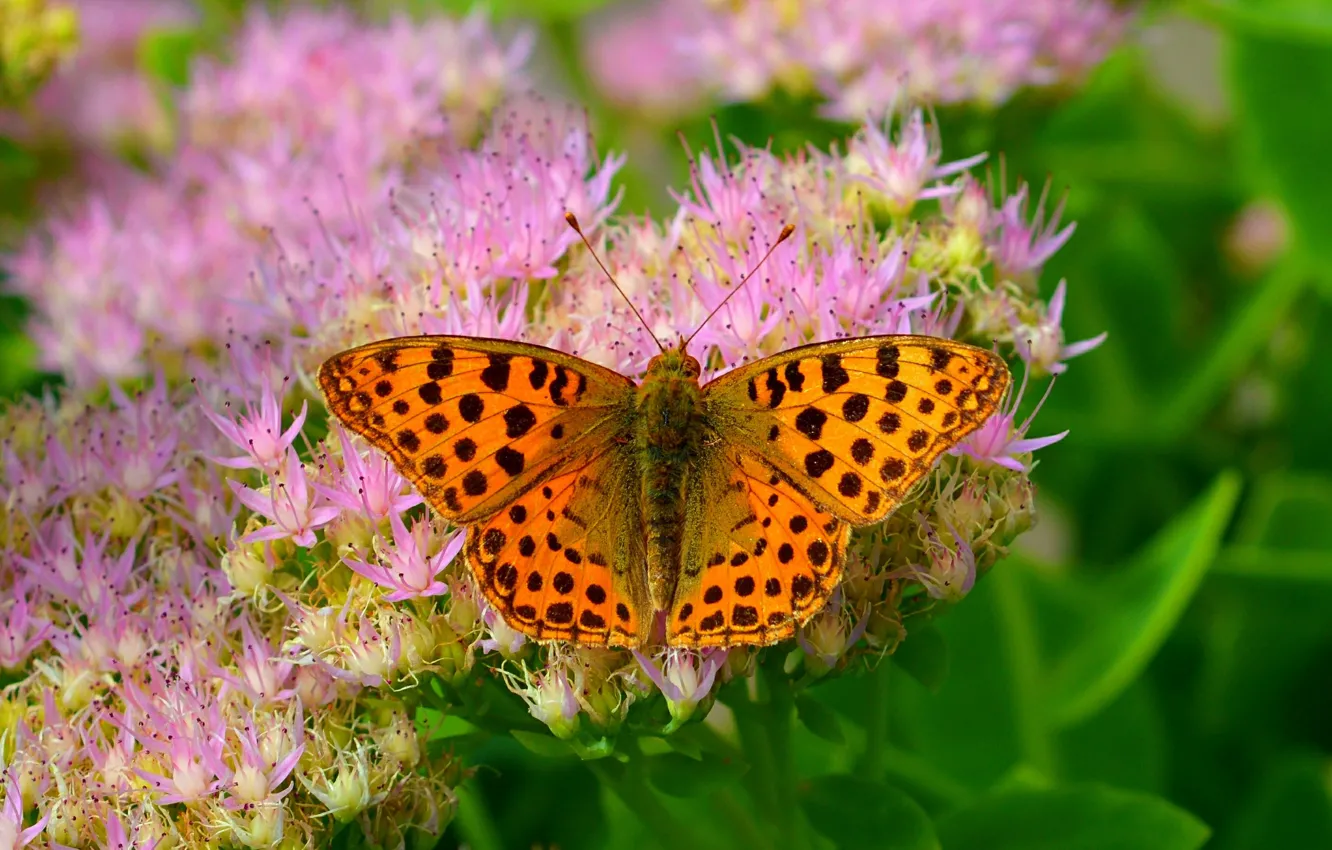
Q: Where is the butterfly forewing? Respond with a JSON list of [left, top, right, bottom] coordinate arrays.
[[319, 336, 636, 523], [704, 335, 1010, 525], [464, 445, 651, 646], [670, 448, 846, 647]]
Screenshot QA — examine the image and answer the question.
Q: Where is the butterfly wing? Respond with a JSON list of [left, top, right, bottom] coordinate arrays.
[[669, 444, 846, 646], [464, 444, 651, 647], [703, 335, 1010, 526], [319, 336, 636, 523]]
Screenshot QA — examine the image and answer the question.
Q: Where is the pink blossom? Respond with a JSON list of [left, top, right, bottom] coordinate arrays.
[[634, 647, 727, 726], [0, 768, 50, 850], [213, 616, 298, 705], [1012, 279, 1108, 375], [344, 512, 462, 602], [989, 181, 1076, 283], [120, 667, 232, 804], [0, 599, 52, 671], [230, 451, 340, 548], [225, 708, 305, 807], [316, 427, 422, 521], [200, 371, 307, 475], [907, 514, 978, 602], [504, 664, 580, 740], [849, 109, 987, 217], [952, 369, 1068, 471]]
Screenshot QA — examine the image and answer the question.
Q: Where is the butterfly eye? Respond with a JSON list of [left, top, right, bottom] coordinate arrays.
[[683, 356, 701, 378]]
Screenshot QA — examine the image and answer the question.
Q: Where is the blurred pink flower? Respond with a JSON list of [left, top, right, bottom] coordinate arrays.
[[584, 0, 1130, 118]]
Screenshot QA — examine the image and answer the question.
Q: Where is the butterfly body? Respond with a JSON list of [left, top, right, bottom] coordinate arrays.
[[636, 349, 707, 612], [320, 333, 1009, 649]]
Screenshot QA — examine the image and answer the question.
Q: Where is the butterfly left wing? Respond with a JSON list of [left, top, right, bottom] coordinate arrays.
[[464, 442, 652, 647], [703, 335, 1010, 526], [319, 335, 636, 523]]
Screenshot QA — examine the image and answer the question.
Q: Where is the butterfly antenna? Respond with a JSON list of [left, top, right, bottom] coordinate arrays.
[[683, 224, 795, 349], [565, 212, 665, 354]]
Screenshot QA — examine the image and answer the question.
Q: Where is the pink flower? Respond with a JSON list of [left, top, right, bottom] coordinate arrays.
[[849, 108, 987, 217], [344, 512, 462, 602], [584, 0, 1130, 117], [316, 427, 422, 521], [952, 368, 1067, 471], [989, 181, 1076, 284], [213, 616, 298, 705], [120, 669, 232, 804], [504, 664, 580, 739], [1012, 279, 1107, 375], [634, 647, 727, 727], [0, 767, 50, 849], [0, 599, 52, 671], [201, 371, 307, 475], [230, 451, 340, 548], [225, 707, 305, 807]]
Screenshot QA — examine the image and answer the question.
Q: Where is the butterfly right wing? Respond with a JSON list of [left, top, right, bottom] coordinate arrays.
[[464, 441, 651, 647], [319, 335, 637, 524], [668, 444, 847, 647]]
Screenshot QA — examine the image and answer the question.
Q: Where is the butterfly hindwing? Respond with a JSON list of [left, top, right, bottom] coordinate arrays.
[[319, 336, 636, 523], [669, 447, 846, 647], [465, 445, 651, 647], [704, 335, 1010, 525]]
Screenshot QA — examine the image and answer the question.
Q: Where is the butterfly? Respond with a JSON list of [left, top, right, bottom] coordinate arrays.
[[318, 220, 1010, 648]]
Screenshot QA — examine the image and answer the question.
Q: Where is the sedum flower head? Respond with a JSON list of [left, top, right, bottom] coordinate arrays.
[[584, 0, 1131, 119]]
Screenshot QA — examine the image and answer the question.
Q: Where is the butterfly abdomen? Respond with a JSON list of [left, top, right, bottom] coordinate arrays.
[[636, 351, 710, 610]]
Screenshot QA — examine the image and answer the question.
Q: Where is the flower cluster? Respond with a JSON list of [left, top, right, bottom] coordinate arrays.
[[0, 6, 1105, 846], [0, 0, 189, 176], [585, 0, 1129, 118], [6, 6, 531, 385]]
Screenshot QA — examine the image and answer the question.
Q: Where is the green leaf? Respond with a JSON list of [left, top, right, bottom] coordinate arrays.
[[1055, 681, 1167, 795], [1232, 472, 1332, 550], [509, 729, 575, 759], [937, 785, 1209, 850], [1228, 17, 1332, 272], [801, 775, 940, 850], [422, 711, 480, 740], [645, 753, 748, 799], [1192, 0, 1332, 44], [137, 28, 202, 88], [892, 623, 950, 692], [891, 579, 1026, 789], [1045, 471, 1242, 726], [1225, 755, 1332, 849], [795, 693, 845, 744]]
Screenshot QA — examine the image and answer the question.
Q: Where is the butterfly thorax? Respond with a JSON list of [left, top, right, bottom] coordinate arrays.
[[636, 348, 708, 609]]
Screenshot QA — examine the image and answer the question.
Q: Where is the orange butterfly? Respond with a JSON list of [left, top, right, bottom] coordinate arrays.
[[319, 219, 1009, 648]]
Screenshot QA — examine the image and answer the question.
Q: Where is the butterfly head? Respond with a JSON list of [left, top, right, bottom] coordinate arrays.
[[646, 347, 702, 382]]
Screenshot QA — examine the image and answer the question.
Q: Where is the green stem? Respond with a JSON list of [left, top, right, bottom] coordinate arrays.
[[763, 670, 800, 845], [858, 663, 890, 780], [730, 698, 780, 832], [880, 744, 974, 812], [587, 759, 712, 850], [715, 787, 774, 850], [453, 783, 504, 850], [990, 567, 1056, 777]]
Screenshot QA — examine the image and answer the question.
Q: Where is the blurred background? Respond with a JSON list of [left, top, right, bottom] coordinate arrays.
[[2, 0, 1330, 848]]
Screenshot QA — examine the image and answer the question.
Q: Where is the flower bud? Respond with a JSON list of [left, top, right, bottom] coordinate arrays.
[[223, 543, 275, 596]]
